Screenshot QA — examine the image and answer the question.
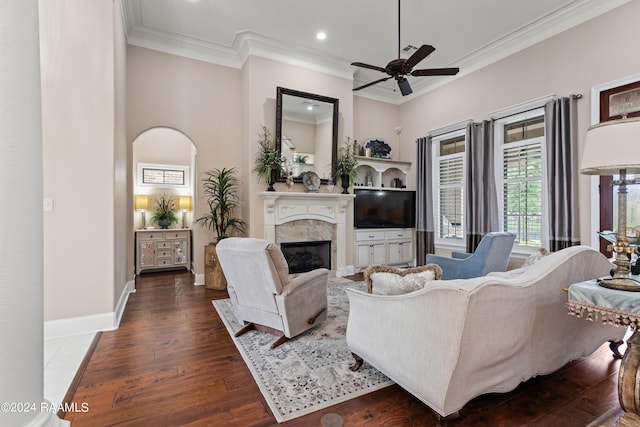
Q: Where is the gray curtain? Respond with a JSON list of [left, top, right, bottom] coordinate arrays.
[[545, 97, 580, 251], [416, 136, 435, 264], [465, 120, 499, 252]]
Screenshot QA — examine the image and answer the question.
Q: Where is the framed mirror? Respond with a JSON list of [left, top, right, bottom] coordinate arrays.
[[276, 87, 339, 183]]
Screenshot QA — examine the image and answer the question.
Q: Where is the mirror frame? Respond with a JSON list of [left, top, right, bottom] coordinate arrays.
[[275, 87, 339, 183]]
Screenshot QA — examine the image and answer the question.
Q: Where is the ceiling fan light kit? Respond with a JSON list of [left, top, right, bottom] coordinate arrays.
[[351, 0, 459, 95]]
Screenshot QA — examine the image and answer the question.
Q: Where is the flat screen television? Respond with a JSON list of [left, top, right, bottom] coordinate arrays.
[[354, 189, 416, 229]]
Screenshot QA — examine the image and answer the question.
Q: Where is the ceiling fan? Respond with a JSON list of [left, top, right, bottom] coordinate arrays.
[[351, 0, 459, 96]]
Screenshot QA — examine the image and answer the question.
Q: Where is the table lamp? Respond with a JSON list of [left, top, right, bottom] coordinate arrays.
[[134, 195, 150, 229], [581, 117, 640, 291], [178, 195, 192, 229]]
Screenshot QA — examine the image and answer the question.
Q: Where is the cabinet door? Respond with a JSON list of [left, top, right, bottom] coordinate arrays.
[[371, 242, 386, 265], [139, 241, 156, 268], [400, 240, 413, 262], [387, 242, 403, 264], [388, 240, 413, 264], [356, 242, 373, 267], [173, 240, 188, 265]]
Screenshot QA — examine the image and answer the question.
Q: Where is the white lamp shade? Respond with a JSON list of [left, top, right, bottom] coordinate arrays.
[[581, 117, 640, 175], [134, 195, 150, 210], [178, 195, 192, 210]]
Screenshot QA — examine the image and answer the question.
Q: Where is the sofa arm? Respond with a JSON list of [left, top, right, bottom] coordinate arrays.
[[345, 287, 467, 416]]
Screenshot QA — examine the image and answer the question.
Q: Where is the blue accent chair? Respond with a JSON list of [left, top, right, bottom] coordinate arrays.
[[425, 232, 516, 280]]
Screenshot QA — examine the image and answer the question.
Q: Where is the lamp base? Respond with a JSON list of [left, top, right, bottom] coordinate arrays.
[[598, 276, 640, 292]]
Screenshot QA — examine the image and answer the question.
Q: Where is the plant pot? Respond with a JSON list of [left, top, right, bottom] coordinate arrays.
[[157, 218, 172, 229], [204, 243, 227, 290], [340, 174, 350, 194], [267, 168, 278, 191]]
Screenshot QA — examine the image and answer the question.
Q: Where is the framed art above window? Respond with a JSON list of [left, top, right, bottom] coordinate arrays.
[[137, 163, 189, 188]]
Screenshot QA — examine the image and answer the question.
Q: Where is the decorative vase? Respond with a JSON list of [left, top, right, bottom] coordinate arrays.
[[267, 168, 277, 191], [158, 218, 171, 229], [340, 174, 350, 194], [204, 242, 227, 290], [326, 178, 335, 193]]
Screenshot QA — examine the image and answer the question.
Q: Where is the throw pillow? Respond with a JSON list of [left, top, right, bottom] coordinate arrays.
[[364, 264, 443, 295], [522, 248, 550, 268]]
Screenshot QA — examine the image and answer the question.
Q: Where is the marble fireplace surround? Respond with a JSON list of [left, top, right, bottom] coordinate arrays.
[[259, 192, 354, 277]]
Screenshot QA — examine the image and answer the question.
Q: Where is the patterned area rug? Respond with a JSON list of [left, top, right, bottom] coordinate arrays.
[[212, 281, 393, 423]]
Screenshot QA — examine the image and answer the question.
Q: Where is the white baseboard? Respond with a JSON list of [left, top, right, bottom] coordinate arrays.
[[337, 265, 355, 277], [44, 279, 135, 340], [194, 273, 205, 286]]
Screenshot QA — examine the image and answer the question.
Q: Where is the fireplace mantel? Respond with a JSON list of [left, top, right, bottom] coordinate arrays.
[[260, 191, 354, 276]]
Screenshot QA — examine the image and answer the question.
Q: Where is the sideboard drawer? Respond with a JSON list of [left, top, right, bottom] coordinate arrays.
[[165, 230, 189, 240], [156, 249, 172, 259], [138, 231, 164, 241], [156, 241, 172, 249]]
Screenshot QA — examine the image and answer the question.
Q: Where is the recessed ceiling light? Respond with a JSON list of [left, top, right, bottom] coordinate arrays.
[[316, 32, 326, 40]]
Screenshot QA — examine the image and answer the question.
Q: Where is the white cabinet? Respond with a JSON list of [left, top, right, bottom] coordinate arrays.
[[136, 229, 191, 274], [354, 228, 415, 269], [386, 229, 414, 264], [354, 156, 411, 190]]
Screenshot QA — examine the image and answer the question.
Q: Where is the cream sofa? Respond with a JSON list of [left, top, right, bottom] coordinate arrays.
[[345, 245, 625, 419]]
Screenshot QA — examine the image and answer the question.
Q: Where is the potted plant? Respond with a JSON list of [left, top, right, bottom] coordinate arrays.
[[335, 137, 359, 194], [150, 193, 179, 229], [195, 167, 246, 290], [253, 124, 283, 191]]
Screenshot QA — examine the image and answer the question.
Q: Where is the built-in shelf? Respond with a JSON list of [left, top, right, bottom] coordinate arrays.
[[354, 156, 412, 190]]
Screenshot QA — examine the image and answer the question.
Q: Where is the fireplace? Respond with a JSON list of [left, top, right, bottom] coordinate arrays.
[[260, 192, 354, 276], [281, 240, 331, 274]]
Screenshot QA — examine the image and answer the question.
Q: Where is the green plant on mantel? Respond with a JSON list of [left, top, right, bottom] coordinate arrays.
[[335, 137, 359, 185], [253, 124, 283, 189], [195, 167, 245, 243], [150, 193, 178, 228]]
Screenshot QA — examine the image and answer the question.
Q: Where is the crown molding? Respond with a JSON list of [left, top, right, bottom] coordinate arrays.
[[122, 0, 630, 104]]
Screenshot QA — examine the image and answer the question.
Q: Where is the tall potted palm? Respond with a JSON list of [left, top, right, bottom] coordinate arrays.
[[195, 167, 246, 290]]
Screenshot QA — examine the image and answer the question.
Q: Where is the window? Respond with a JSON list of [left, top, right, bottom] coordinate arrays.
[[495, 112, 546, 249], [434, 132, 466, 243], [137, 163, 189, 188]]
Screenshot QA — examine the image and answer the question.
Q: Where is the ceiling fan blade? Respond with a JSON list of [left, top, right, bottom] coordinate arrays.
[[351, 62, 387, 74], [403, 44, 435, 70], [411, 67, 460, 77], [353, 77, 392, 91]]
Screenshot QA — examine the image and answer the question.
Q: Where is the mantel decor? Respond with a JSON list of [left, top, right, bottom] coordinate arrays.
[[254, 124, 283, 192], [335, 137, 359, 194]]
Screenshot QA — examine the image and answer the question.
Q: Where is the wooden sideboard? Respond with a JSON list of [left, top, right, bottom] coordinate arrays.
[[135, 229, 191, 275]]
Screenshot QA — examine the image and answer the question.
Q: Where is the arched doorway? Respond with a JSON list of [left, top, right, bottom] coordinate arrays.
[[132, 127, 197, 275]]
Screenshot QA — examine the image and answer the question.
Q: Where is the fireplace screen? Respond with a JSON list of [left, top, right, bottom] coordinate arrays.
[[280, 240, 331, 274]]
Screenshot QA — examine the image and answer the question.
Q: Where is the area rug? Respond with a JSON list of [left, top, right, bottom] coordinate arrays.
[[212, 281, 393, 423]]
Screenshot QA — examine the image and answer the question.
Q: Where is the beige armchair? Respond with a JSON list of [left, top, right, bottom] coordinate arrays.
[[216, 237, 329, 348]]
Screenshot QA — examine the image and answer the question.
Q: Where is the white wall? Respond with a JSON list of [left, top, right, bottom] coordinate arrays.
[[40, 0, 127, 324], [398, 1, 640, 246], [127, 46, 244, 277]]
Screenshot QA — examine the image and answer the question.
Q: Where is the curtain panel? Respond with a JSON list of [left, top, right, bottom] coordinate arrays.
[[545, 97, 581, 251], [465, 120, 499, 252], [416, 136, 435, 264]]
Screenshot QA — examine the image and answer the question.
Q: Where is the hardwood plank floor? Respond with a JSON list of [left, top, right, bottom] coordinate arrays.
[[64, 271, 624, 426]]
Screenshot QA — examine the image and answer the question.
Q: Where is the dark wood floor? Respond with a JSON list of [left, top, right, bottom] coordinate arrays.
[[63, 270, 624, 426]]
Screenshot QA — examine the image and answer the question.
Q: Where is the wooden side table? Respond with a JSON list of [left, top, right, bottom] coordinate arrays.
[[568, 280, 640, 426]]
